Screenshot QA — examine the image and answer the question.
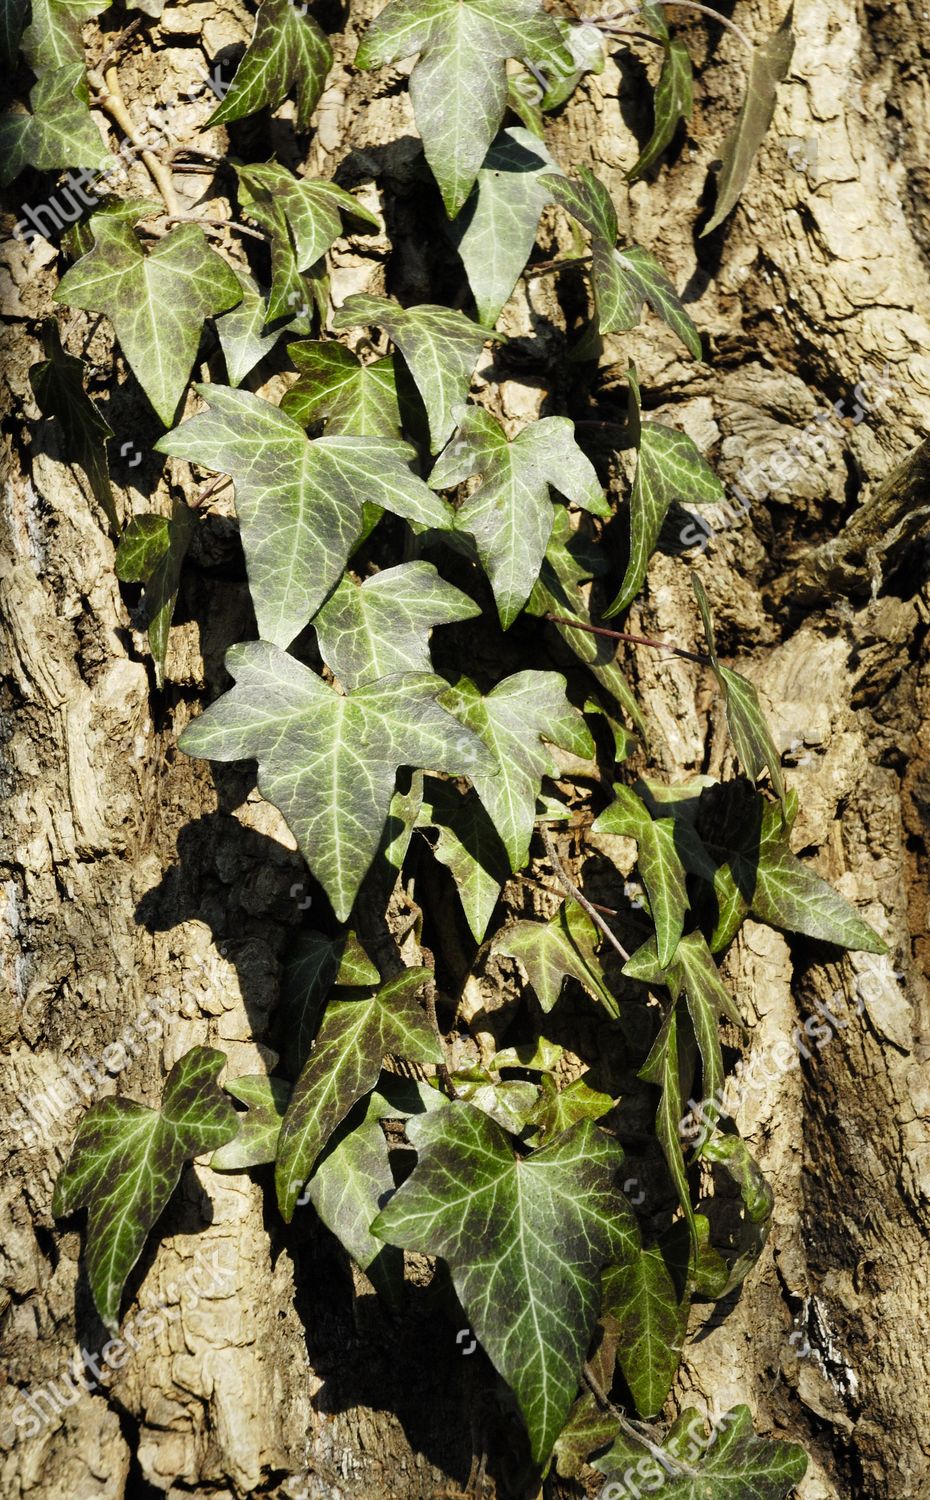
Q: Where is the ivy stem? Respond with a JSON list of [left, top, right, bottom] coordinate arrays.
[[545, 612, 710, 666], [88, 63, 180, 216], [527, 253, 593, 278], [541, 826, 631, 964], [162, 215, 269, 243], [582, 1366, 702, 1478], [595, 2, 754, 54]]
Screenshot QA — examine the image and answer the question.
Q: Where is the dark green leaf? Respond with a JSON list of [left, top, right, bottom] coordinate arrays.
[[283, 341, 401, 436], [525, 1072, 614, 1145], [29, 320, 117, 533], [639, 1003, 696, 1244], [280, 929, 380, 1073], [207, 0, 333, 131], [0, 64, 113, 187], [629, 38, 693, 180], [493, 899, 618, 1016], [593, 783, 688, 969], [593, 1404, 808, 1497], [114, 502, 196, 687], [417, 776, 510, 942], [211, 1074, 291, 1170], [603, 1243, 689, 1417]]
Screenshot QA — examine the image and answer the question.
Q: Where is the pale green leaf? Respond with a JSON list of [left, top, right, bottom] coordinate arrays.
[[593, 1404, 808, 1497], [22, 0, 107, 71], [216, 270, 303, 387], [417, 775, 510, 942], [593, 783, 688, 968], [639, 1003, 697, 1245], [283, 341, 401, 436], [0, 64, 113, 187], [211, 1074, 291, 1170], [493, 899, 618, 1016], [526, 1072, 614, 1145]]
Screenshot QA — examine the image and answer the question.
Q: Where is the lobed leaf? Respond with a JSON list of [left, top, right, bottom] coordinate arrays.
[[115, 503, 196, 687], [0, 64, 113, 187], [493, 899, 617, 1017], [283, 341, 401, 436], [207, 0, 333, 131], [417, 775, 510, 942]]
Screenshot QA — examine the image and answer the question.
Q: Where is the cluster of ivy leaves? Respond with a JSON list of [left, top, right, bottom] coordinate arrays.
[[7, 0, 883, 1488]]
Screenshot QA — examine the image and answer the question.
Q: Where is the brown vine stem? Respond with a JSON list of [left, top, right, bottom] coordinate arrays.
[[595, 1, 754, 53], [527, 253, 593, 278], [163, 215, 269, 243], [582, 1366, 701, 1478], [87, 62, 179, 216], [545, 612, 710, 666], [541, 826, 631, 964]]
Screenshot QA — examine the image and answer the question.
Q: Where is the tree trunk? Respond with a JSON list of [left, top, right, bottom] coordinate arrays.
[[1, 1, 929, 1497]]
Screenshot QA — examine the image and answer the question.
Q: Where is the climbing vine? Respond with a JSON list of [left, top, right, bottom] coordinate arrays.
[[5, 0, 889, 1490]]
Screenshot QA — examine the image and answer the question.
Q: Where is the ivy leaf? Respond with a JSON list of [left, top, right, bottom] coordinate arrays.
[[52, 1046, 238, 1330], [417, 775, 510, 942], [700, 1134, 774, 1290], [283, 341, 401, 436], [593, 783, 688, 969], [692, 574, 787, 814], [629, 38, 693, 180], [1, 0, 28, 65], [439, 671, 594, 870], [29, 320, 117, 533], [493, 900, 618, 1017], [211, 1075, 291, 1170], [333, 294, 491, 453], [237, 165, 379, 322], [207, 0, 333, 131], [373, 1107, 639, 1464], [356, 0, 571, 217], [639, 1003, 697, 1245], [178, 641, 496, 922], [525, 1073, 615, 1145], [527, 507, 647, 738], [430, 407, 606, 628], [280, 929, 380, 1073], [156, 385, 454, 648], [603, 1243, 689, 1418], [492, 1036, 564, 1072], [22, 0, 107, 71], [604, 369, 723, 616], [545, 168, 700, 356], [55, 219, 242, 425], [538, 19, 605, 110], [450, 127, 557, 327], [312, 561, 480, 691], [593, 1405, 808, 1497], [114, 503, 196, 687], [275, 967, 440, 1219], [216, 271, 304, 388], [703, 9, 796, 236], [448, 1069, 540, 1134], [0, 64, 113, 187]]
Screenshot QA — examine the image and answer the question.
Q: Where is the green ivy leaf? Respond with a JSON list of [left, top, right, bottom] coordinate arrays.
[[114, 503, 196, 687], [1, 0, 29, 66], [629, 37, 693, 180], [700, 1133, 774, 1290], [545, 168, 700, 356], [527, 507, 647, 738], [178, 641, 495, 922], [439, 671, 594, 870], [450, 127, 557, 327], [593, 783, 688, 969], [283, 341, 401, 436], [55, 219, 242, 425], [356, 0, 571, 217], [0, 64, 113, 187], [493, 899, 618, 1017], [52, 1046, 238, 1330], [538, 18, 605, 110], [207, 0, 333, 131], [29, 320, 117, 533], [593, 1404, 808, 1497], [156, 385, 454, 648], [237, 164, 379, 322], [526, 1072, 615, 1145], [211, 1074, 291, 1170], [312, 561, 480, 691], [639, 1002, 697, 1244], [373, 1107, 638, 1464], [333, 293, 491, 453], [430, 406, 606, 628], [22, 0, 107, 71], [703, 9, 796, 236], [604, 369, 723, 617], [280, 929, 380, 1073], [603, 1242, 689, 1418], [416, 775, 510, 942], [275, 967, 440, 1219], [448, 1069, 540, 1134], [492, 1036, 564, 1072], [216, 270, 304, 388]]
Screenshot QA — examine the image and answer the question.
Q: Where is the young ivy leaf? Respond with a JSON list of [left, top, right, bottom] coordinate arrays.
[[29, 320, 117, 533], [280, 929, 380, 1074], [439, 670, 594, 871], [206, 0, 333, 131], [525, 1073, 615, 1146], [114, 503, 196, 688], [333, 293, 491, 454], [592, 1404, 808, 1497], [373, 1107, 639, 1465], [52, 1046, 239, 1331], [275, 967, 440, 1220], [702, 8, 796, 236], [416, 776, 510, 943], [54, 219, 242, 426], [237, 165, 379, 322], [211, 1075, 291, 1171], [216, 270, 304, 388], [692, 574, 788, 815], [356, 0, 572, 217], [450, 127, 559, 327], [0, 64, 113, 187], [178, 641, 496, 923], [21, 0, 107, 71], [429, 406, 607, 628], [312, 562, 480, 691], [604, 368, 724, 617], [493, 900, 618, 1017], [544, 168, 701, 357], [538, 19, 605, 110], [156, 385, 454, 648], [593, 783, 688, 970], [629, 37, 694, 181], [282, 342, 401, 436], [639, 1001, 697, 1246], [603, 1242, 689, 1419]]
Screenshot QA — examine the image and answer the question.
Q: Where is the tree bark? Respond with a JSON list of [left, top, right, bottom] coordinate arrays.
[[1, 1, 929, 1497]]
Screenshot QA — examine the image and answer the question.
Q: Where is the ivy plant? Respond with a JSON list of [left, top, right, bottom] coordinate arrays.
[[6, 0, 883, 1487]]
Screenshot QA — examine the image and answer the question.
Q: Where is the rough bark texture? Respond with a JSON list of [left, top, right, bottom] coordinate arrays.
[[1, 0, 929, 1497]]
